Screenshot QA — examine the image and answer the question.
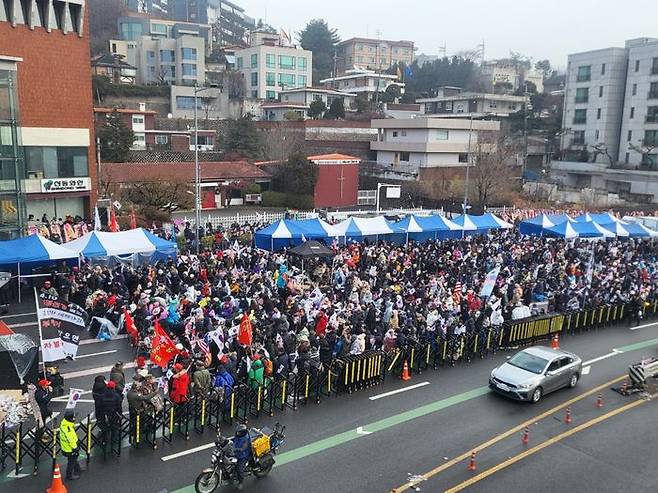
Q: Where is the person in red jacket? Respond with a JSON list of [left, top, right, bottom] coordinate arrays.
[[169, 363, 189, 404], [315, 310, 328, 336]]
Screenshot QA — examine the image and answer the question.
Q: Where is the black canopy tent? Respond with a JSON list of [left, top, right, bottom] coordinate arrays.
[[288, 241, 334, 277]]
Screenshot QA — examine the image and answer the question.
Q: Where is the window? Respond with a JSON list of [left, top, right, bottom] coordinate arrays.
[[176, 96, 202, 109], [155, 135, 168, 145], [237, 57, 243, 69], [573, 109, 587, 124], [24, 147, 88, 178], [196, 135, 214, 147], [401, 130, 407, 137], [628, 130, 633, 142], [392, 131, 398, 137], [251, 90, 258, 98], [635, 60, 641, 72], [489, 101, 497, 108], [297, 75, 307, 87], [250, 72, 258, 87], [458, 153, 469, 163], [266, 54, 275, 69], [601, 63, 606, 75], [575, 87, 589, 103], [120, 22, 143, 40], [434, 129, 449, 140], [595, 130, 599, 140], [599, 86, 604, 97], [597, 108, 601, 120], [152, 23, 167, 35], [182, 63, 197, 77], [134, 134, 145, 144], [132, 115, 144, 125], [250, 54, 258, 68], [278, 73, 295, 88], [625, 152, 630, 164], [645, 130, 658, 146], [572, 130, 585, 145], [576, 65, 591, 82], [161, 65, 175, 79], [400, 151, 410, 162], [146, 51, 155, 63], [651, 82, 658, 98], [632, 84, 637, 96], [160, 50, 175, 62], [630, 106, 635, 119], [647, 106, 658, 123], [298, 57, 307, 70], [653, 57, 658, 75], [278, 55, 295, 70], [266, 90, 276, 100], [181, 48, 197, 61], [266, 72, 276, 87]]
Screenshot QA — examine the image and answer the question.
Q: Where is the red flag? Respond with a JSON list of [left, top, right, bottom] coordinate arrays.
[[238, 312, 253, 346], [150, 320, 179, 368], [130, 207, 137, 230], [124, 308, 139, 345], [109, 206, 120, 232]]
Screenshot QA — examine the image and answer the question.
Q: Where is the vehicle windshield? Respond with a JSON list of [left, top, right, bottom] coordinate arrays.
[[507, 351, 549, 374]]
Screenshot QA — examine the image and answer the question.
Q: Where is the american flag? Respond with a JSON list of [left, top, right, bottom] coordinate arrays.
[[193, 335, 210, 357]]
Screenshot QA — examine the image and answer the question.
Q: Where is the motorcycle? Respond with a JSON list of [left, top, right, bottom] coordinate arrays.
[[194, 423, 286, 493]]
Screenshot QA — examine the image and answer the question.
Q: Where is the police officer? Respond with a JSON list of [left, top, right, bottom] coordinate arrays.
[[59, 410, 82, 480]]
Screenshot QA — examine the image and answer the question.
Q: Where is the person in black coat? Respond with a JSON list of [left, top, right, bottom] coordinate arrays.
[[91, 375, 107, 429], [99, 381, 122, 445]]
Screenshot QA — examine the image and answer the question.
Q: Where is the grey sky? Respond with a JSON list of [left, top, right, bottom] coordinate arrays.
[[238, 0, 657, 69]]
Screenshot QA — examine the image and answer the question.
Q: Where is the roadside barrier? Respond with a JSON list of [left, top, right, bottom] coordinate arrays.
[[0, 300, 650, 476]]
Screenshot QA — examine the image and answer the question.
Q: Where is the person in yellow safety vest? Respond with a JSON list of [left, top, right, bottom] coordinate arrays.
[[59, 410, 82, 480]]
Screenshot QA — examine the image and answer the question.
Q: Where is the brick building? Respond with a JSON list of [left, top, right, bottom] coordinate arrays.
[[0, 0, 96, 237]]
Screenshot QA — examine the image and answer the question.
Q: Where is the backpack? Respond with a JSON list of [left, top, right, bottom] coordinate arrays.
[[263, 358, 273, 377]]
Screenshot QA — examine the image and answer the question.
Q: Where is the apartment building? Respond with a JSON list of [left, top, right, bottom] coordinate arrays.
[[370, 118, 499, 181], [336, 38, 414, 73], [418, 87, 527, 119], [235, 35, 312, 100], [208, 0, 254, 46], [320, 69, 404, 99], [111, 16, 211, 86], [481, 60, 544, 93]]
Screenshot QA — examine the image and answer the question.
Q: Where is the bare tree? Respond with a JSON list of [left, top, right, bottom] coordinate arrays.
[[121, 180, 194, 220], [261, 124, 305, 162], [224, 71, 245, 100], [470, 131, 521, 209], [589, 143, 614, 165], [629, 139, 657, 167]]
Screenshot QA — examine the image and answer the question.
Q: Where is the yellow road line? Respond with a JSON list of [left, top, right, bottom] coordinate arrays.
[[391, 375, 627, 492], [444, 392, 656, 492]]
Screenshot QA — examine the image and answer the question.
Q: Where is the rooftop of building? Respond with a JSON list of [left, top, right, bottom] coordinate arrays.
[[319, 70, 400, 83], [280, 86, 357, 96], [338, 37, 414, 47], [260, 102, 309, 109], [307, 153, 362, 163], [103, 161, 271, 182], [94, 107, 158, 115], [91, 53, 137, 70], [371, 117, 500, 130], [417, 92, 527, 103]]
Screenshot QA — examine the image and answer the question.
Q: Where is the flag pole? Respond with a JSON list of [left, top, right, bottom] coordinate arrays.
[[33, 287, 47, 380]]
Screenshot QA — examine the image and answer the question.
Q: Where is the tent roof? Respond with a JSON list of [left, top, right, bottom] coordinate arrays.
[[294, 218, 341, 237], [545, 221, 579, 238], [572, 212, 594, 223], [422, 215, 461, 231], [476, 213, 513, 229], [288, 240, 335, 257], [334, 217, 393, 236], [623, 222, 658, 238], [546, 213, 575, 224], [0, 235, 77, 264], [521, 214, 555, 228], [599, 221, 630, 237], [393, 215, 425, 233], [61, 229, 177, 257], [254, 220, 308, 239], [451, 214, 480, 231]]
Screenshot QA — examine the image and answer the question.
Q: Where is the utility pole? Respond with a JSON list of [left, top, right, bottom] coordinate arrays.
[[194, 82, 200, 255], [374, 29, 382, 105], [333, 49, 338, 88], [463, 114, 474, 215], [523, 81, 529, 182]]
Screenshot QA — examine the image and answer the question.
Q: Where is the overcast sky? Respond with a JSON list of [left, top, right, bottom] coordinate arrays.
[[238, 0, 657, 69]]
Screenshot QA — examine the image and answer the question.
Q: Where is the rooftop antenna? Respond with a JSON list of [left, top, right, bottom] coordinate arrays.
[[477, 39, 485, 62], [439, 43, 447, 58]]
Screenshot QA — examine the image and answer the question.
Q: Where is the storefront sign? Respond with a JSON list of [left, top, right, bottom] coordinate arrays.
[[40, 178, 91, 193]]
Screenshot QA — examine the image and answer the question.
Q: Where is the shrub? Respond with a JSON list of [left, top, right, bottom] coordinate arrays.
[[261, 191, 314, 209]]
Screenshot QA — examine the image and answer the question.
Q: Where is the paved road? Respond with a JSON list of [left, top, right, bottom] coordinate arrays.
[[3, 303, 658, 493]]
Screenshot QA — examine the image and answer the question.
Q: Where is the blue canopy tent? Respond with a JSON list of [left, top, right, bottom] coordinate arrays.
[[424, 215, 462, 240], [589, 212, 620, 224], [254, 220, 309, 251], [547, 213, 575, 225], [474, 213, 514, 231], [519, 214, 555, 236], [619, 222, 658, 238], [61, 229, 178, 262], [0, 235, 78, 302], [291, 218, 342, 243], [545, 220, 614, 239], [452, 214, 486, 236], [572, 212, 595, 223], [334, 217, 394, 242], [598, 221, 630, 237], [543, 221, 580, 238]]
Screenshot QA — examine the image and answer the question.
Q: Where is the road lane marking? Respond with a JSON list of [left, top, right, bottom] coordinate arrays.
[[8, 322, 37, 328], [369, 382, 430, 401], [583, 349, 622, 365], [629, 321, 658, 331], [0, 311, 36, 319], [391, 374, 627, 492], [581, 366, 591, 375], [356, 426, 372, 435], [61, 362, 136, 379], [615, 336, 658, 353], [162, 442, 217, 461], [79, 334, 129, 345], [75, 349, 118, 359], [444, 392, 657, 493]]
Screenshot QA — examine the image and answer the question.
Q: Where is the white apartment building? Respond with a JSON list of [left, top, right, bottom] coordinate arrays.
[[370, 118, 500, 180], [417, 87, 527, 119], [236, 39, 312, 100], [619, 38, 658, 166], [320, 69, 404, 99], [280, 87, 357, 109], [481, 60, 544, 93]]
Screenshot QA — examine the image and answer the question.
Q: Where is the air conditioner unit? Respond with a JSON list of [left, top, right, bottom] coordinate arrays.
[[27, 172, 43, 179]]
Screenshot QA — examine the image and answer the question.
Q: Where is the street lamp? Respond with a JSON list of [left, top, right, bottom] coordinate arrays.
[[193, 83, 213, 254]]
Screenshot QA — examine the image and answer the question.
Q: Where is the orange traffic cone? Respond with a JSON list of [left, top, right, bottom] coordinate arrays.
[[46, 463, 67, 493], [401, 360, 411, 381], [521, 426, 529, 445], [565, 406, 572, 424], [596, 394, 603, 408], [467, 451, 477, 471], [551, 333, 560, 350]]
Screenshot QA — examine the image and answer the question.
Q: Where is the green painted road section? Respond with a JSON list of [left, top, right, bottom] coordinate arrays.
[[171, 386, 490, 493], [616, 336, 658, 353]]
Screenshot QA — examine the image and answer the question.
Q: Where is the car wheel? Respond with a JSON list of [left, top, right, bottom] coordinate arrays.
[[531, 387, 543, 403], [569, 373, 579, 388]]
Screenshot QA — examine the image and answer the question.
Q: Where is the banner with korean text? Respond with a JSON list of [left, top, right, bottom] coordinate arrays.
[[37, 293, 88, 362]]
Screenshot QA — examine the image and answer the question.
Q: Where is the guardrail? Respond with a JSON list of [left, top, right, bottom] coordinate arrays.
[[0, 300, 647, 476]]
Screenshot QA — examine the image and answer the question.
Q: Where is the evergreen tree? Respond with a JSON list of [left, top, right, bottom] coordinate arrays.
[[221, 116, 262, 158], [96, 109, 134, 163], [276, 151, 319, 194], [325, 98, 345, 119], [308, 99, 327, 119], [299, 19, 340, 84]]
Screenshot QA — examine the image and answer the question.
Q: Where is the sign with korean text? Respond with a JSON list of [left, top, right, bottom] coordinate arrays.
[[40, 177, 91, 193], [37, 293, 88, 361]]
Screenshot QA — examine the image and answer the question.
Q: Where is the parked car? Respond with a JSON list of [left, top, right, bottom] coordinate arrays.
[[489, 346, 583, 403]]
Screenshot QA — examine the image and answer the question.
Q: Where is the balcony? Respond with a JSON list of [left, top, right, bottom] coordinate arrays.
[[572, 118, 587, 125], [576, 74, 591, 82], [647, 115, 658, 124], [649, 91, 658, 99]]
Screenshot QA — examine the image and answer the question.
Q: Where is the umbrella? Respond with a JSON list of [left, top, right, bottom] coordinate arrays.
[[288, 241, 334, 258]]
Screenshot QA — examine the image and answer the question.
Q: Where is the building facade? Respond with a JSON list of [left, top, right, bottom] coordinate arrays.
[[418, 87, 527, 119], [91, 53, 138, 85], [208, 0, 253, 47], [236, 42, 312, 100], [94, 106, 157, 150], [0, 0, 96, 238], [281, 87, 356, 108], [320, 69, 404, 100], [308, 154, 361, 208], [481, 60, 544, 94], [336, 38, 414, 73], [371, 118, 499, 181]]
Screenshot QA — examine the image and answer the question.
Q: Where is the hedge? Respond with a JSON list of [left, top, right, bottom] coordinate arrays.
[[262, 191, 314, 210]]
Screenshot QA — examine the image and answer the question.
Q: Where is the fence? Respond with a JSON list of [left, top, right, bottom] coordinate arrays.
[[0, 301, 645, 476]]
